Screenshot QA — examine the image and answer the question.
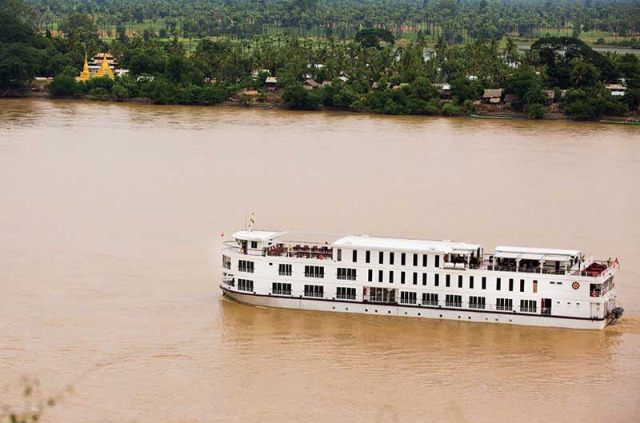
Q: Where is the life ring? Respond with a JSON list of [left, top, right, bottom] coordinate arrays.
[[591, 291, 598, 297], [572, 281, 580, 290]]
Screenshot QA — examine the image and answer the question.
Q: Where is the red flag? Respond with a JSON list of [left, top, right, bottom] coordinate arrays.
[[220, 230, 224, 238], [614, 257, 620, 268]]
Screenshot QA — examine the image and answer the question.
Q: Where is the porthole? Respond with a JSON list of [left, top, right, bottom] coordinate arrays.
[[495, 318, 499, 322], [404, 312, 408, 315], [332, 306, 335, 310], [375, 310, 378, 313], [458, 316, 461, 319], [388, 311, 391, 314], [365, 309, 368, 312], [485, 318, 488, 321], [439, 314, 443, 318], [418, 313, 421, 316], [468, 316, 471, 320], [345, 307, 349, 311], [509, 319, 512, 322]]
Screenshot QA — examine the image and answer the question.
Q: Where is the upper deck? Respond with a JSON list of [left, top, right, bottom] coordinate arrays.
[[224, 230, 614, 279]]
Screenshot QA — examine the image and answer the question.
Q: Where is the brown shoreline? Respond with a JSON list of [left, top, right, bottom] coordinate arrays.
[[7, 92, 639, 122]]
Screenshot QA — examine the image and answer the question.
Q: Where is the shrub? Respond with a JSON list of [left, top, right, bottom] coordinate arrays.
[[442, 103, 461, 116], [527, 103, 545, 119], [49, 73, 81, 97]]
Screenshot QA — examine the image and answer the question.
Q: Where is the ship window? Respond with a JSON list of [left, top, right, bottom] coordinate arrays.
[[379, 251, 384, 264], [413, 254, 418, 266], [533, 280, 538, 293], [423, 255, 428, 267], [469, 296, 485, 309], [435, 274, 440, 287], [482, 276, 486, 290], [446, 274, 451, 287], [238, 260, 254, 273], [413, 272, 418, 285], [368, 269, 373, 282], [272, 282, 291, 296], [496, 298, 513, 311], [458, 275, 463, 288], [422, 293, 438, 306], [520, 279, 525, 292], [401, 253, 406, 266], [401, 271, 406, 284], [445, 295, 462, 307], [337, 249, 342, 261], [352, 250, 357, 262], [400, 291, 417, 305], [337, 287, 356, 300], [304, 284, 324, 298], [366, 251, 370, 263], [422, 273, 427, 286], [390, 252, 395, 265], [496, 278, 501, 291], [223, 255, 231, 269], [509, 278, 514, 292], [238, 279, 253, 292], [378, 270, 383, 283], [520, 299, 537, 313], [435, 255, 440, 267], [369, 287, 396, 304], [337, 268, 356, 281], [470, 276, 474, 289], [389, 270, 394, 283], [557, 282, 563, 285], [278, 264, 292, 276], [304, 265, 324, 278], [250, 241, 258, 249]]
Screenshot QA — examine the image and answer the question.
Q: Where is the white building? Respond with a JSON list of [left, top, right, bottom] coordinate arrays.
[[220, 230, 622, 330]]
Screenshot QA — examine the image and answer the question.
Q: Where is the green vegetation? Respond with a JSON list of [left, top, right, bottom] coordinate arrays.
[[22, 0, 640, 47], [1, 0, 639, 120]]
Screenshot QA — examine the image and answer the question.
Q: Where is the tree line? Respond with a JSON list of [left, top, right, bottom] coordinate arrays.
[[25, 0, 640, 46]]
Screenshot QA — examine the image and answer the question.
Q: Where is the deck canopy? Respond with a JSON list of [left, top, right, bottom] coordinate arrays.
[[493, 246, 580, 262], [333, 235, 481, 255], [233, 231, 282, 241]]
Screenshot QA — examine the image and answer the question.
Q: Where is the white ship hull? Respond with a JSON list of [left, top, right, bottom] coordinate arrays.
[[221, 286, 610, 330]]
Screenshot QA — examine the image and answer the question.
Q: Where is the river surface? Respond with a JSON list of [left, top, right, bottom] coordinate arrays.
[[0, 99, 639, 423]]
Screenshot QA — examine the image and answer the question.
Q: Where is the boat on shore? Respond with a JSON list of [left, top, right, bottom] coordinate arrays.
[[220, 229, 622, 330], [600, 119, 640, 125], [470, 113, 514, 120]]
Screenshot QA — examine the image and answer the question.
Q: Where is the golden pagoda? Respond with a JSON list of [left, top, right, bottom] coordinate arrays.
[[78, 54, 91, 82], [94, 53, 114, 79]]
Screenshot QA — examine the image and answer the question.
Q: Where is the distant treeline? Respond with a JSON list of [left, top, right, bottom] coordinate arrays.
[[24, 0, 640, 44], [1, 0, 639, 120]]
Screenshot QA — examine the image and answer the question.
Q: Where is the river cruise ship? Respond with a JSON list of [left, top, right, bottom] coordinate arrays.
[[220, 230, 623, 329]]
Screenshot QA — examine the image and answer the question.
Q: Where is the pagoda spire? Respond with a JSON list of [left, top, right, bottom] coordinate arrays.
[[78, 53, 91, 82], [95, 52, 114, 79]]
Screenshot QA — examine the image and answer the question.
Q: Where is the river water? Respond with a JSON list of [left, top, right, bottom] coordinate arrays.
[[0, 99, 639, 423]]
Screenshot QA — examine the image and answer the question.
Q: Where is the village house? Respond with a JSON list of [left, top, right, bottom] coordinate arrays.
[[482, 88, 504, 104], [606, 84, 627, 97], [303, 79, 321, 90], [433, 83, 451, 98], [504, 93, 520, 106], [265, 76, 278, 91]]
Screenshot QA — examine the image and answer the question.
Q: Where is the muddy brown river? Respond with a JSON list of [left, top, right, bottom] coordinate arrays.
[[0, 99, 638, 423]]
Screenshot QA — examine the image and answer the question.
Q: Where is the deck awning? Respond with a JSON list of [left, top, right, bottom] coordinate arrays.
[[519, 253, 545, 260], [494, 251, 521, 259], [541, 254, 572, 262]]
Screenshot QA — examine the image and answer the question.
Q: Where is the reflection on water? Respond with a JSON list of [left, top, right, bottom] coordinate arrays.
[[0, 99, 638, 423]]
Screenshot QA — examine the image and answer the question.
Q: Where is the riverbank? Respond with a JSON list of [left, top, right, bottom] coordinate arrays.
[[14, 91, 640, 123]]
